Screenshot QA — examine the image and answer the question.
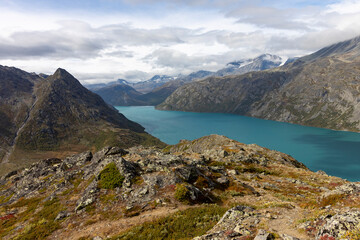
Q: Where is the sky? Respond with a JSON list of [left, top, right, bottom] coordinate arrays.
[[0, 0, 360, 83]]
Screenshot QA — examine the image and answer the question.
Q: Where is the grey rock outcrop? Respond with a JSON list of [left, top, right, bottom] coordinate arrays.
[[194, 205, 258, 239], [316, 210, 360, 239]]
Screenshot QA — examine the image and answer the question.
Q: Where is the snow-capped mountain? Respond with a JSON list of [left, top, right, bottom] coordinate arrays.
[[215, 54, 283, 77]]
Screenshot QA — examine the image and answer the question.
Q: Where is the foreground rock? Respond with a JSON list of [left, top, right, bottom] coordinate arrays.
[[0, 135, 358, 240]]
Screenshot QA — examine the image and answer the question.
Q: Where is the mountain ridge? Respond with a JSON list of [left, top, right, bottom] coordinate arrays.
[[157, 35, 360, 132], [0, 66, 163, 176], [93, 54, 283, 107]]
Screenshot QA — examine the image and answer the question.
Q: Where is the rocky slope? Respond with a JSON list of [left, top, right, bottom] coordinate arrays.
[[158, 36, 360, 132], [0, 66, 163, 176], [0, 134, 359, 240], [93, 84, 145, 106]]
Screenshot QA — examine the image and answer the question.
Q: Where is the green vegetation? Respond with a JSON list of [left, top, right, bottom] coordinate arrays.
[[98, 162, 124, 189], [100, 193, 117, 204], [0, 197, 64, 240], [0, 193, 13, 204], [136, 132, 167, 148], [91, 131, 120, 151], [162, 145, 172, 153], [174, 183, 191, 204], [111, 205, 226, 240], [17, 124, 59, 151], [235, 165, 274, 175], [88, 131, 165, 152], [209, 161, 228, 167], [15, 219, 60, 240]]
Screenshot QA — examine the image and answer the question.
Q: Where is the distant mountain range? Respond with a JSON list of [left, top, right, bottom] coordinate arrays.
[[157, 36, 360, 132], [85, 75, 174, 94], [0, 66, 163, 175], [92, 54, 284, 106]]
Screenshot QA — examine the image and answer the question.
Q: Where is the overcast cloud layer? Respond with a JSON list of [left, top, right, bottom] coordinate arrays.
[[0, 0, 360, 83]]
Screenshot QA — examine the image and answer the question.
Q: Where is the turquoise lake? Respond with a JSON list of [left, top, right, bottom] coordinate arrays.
[[116, 106, 360, 182]]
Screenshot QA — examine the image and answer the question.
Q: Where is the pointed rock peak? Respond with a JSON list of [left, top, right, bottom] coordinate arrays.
[[52, 68, 74, 79], [48, 68, 82, 88]]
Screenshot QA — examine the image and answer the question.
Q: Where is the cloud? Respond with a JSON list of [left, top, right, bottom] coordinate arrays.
[[143, 48, 260, 75], [1, 0, 360, 83], [0, 20, 197, 60], [227, 6, 313, 30], [0, 21, 106, 59]]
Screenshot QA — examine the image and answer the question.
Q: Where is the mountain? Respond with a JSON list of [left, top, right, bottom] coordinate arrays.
[[85, 75, 174, 95], [92, 71, 213, 106], [141, 56, 282, 106], [0, 134, 358, 239], [140, 55, 282, 105], [84, 79, 131, 91], [93, 84, 146, 106], [89, 54, 282, 107], [135, 70, 215, 105], [215, 54, 283, 77], [157, 36, 360, 132], [0, 66, 163, 175], [131, 75, 174, 93]]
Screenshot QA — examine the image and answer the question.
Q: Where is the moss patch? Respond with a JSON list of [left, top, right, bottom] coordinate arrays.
[[98, 162, 124, 189], [174, 183, 191, 204]]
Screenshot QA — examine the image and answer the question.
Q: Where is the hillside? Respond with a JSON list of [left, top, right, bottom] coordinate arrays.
[[93, 84, 146, 106], [158, 36, 360, 132], [0, 135, 359, 239], [0, 66, 163, 176]]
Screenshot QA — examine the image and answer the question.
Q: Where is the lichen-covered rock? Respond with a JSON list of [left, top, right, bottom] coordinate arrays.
[[321, 183, 360, 199], [254, 229, 274, 240], [195, 205, 258, 239], [76, 179, 98, 212], [316, 210, 360, 239], [280, 233, 300, 240]]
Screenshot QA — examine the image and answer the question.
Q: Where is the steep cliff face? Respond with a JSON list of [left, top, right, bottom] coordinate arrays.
[[158, 36, 360, 132], [0, 66, 163, 174]]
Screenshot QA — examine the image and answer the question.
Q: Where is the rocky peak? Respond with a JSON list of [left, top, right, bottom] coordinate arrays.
[[0, 66, 162, 175], [47, 68, 84, 90]]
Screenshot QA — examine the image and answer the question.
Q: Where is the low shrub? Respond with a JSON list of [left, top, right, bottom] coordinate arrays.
[[319, 194, 345, 207], [174, 183, 191, 204], [98, 162, 124, 189], [111, 205, 226, 240]]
